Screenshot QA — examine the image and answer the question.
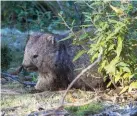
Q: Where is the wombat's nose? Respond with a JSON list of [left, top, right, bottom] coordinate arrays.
[[22, 62, 38, 72], [22, 65, 29, 68], [22, 59, 32, 68], [22, 64, 28, 70]]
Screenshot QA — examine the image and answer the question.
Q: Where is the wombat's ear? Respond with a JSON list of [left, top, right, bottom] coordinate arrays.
[[47, 35, 56, 44]]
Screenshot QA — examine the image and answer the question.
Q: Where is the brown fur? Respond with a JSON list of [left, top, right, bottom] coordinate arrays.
[[22, 32, 103, 91]]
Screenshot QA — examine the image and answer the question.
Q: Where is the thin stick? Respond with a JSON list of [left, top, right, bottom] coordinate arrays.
[[59, 52, 102, 107]]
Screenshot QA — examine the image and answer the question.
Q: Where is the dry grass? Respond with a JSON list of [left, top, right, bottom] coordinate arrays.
[[1, 82, 104, 116], [1, 86, 62, 115]]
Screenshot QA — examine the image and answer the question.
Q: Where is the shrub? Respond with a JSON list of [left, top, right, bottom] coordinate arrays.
[[1, 44, 12, 71], [60, 1, 137, 93]]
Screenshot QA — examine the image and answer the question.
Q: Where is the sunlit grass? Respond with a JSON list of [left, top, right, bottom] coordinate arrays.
[[1, 93, 103, 116], [1, 87, 61, 116], [1, 83, 103, 116]]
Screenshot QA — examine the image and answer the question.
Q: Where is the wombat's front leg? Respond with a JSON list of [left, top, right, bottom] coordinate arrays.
[[35, 73, 56, 91]]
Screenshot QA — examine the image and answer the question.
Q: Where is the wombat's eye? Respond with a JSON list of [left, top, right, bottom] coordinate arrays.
[[33, 55, 38, 58]]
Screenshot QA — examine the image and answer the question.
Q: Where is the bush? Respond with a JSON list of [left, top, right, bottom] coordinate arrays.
[[1, 1, 85, 32], [1, 44, 12, 71], [60, 1, 137, 93], [1, 1, 60, 31]]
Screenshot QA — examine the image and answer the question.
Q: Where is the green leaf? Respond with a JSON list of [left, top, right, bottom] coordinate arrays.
[[116, 36, 123, 57], [129, 81, 137, 92], [73, 50, 86, 62], [108, 19, 125, 26], [122, 67, 131, 73], [120, 86, 129, 94], [79, 33, 88, 40], [96, 35, 103, 44], [99, 60, 107, 72], [115, 75, 121, 83], [90, 52, 98, 62], [107, 81, 112, 88], [108, 44, 114, 51], [129, 74, 135, 79], [88, 44, 98, 55], [123, 72, 132, 79], [130, 82, 137, 88], [58, 34, 73, 42], [117, 62, 129, 67], [104, 57, 119, 74]]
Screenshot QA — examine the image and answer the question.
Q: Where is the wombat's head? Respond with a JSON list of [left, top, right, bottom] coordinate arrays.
[[22, 33, 57, 73]]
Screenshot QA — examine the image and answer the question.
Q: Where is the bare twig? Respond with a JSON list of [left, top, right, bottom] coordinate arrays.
[[59, 52, 102, 107], [58, 13, 78, 39]]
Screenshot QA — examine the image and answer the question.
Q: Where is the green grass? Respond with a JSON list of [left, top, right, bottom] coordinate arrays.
[[65, 102, 104, 116]]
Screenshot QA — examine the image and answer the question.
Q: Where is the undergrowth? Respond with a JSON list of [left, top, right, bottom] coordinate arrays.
[[65, 102, 103, 116]]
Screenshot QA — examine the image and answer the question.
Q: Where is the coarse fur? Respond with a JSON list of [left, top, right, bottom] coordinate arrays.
[[22, 32, 103, 91]]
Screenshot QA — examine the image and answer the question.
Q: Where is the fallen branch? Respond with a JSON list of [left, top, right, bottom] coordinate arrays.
[[28, 109, 69, 116], [59, 52, 102, 107], [1, 106, 23, 112], [1, 72, 36, 87]]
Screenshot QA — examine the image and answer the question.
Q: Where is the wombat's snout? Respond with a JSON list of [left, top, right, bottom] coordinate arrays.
[[22, 63, 38, 72]]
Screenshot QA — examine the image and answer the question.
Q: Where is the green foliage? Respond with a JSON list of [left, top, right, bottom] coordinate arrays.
[[1, 1, 88, 32], [73, 50, 86, 62], [1, 44, 12, 71], [1, 1, 63, 31], [65, 102, 103, 116], [60, 1, 137, 93], [30, 73, 38, 82]]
